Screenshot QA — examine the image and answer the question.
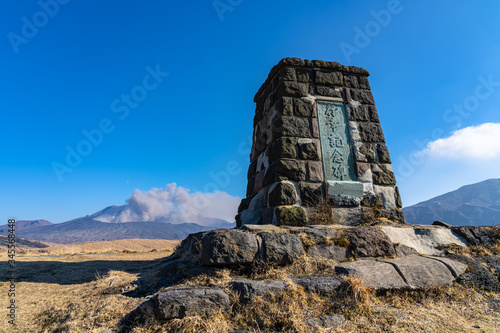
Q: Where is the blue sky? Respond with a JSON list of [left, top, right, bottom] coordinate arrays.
[[2, 0, 500, 224]]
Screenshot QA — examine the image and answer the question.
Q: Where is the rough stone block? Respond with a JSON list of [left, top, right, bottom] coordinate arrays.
[[314, 86, 342, 98], [268, 181, 298, 206], [258, 232, 305, 264], [348, 105, 370, 121], [275, 206, 307, 226], [279, 66, 297, 81], [296, 68, 313, 82], [298, 139, 319, 160], [229, 278, 287, 304], [277, 81, 309, 98], [201, 229, 259, 265], [307, 161, 324, 183], [273, 116, 311, 138], [376, 144, 391, 163], [358, 122, 385, 143], [307, 244, 352, 261], [306, 313, 347, 330], [344, 227, 395, 258], [348, 89, 375, 105], [275, 159, 306, 181], [372, 164, 397, 185], [294, 98, 313, 117], [152, 287, 231, 320], [276, 97, 294, 116], [295, 275, 343, 295], [268, 137, 297, 163], [300, 182, 324, 207], [358, 143, 376, 162], [315, 70, 343, 86]]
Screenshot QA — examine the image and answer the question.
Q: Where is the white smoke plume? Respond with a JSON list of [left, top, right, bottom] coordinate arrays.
[[95, 183, 241, 225]]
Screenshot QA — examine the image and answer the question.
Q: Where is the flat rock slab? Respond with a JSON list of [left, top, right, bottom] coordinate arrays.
[[335, 260, 407, 290], [151, 286, 230, 320], [336, 256, 467, 290], [381, 226, 468, 255], [229, 278, 287, 304], [258, 232, 305, 265]]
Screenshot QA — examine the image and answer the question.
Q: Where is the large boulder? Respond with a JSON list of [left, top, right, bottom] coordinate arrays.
[[448, 255, 500, 292], [151, 286, 231, 320], [345, 227, 395, 258], [229, 278, 287, 304], [258, 232, 305, 265], [201, 229, 259, 265]]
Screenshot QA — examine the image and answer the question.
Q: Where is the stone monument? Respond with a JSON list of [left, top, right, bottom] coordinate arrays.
[[236, 58, 404, 226]]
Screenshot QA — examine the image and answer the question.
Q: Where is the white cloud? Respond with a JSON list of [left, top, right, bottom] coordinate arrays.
[[95, 183, 241, 225], [419, 123, 500, 160]]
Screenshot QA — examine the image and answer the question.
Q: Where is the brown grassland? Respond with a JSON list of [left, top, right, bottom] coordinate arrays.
[[1, 238, 499, 332]]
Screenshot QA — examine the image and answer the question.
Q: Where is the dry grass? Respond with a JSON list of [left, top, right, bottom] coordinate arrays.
[[1, 238, 500, 332], [12, 239, 180, 256], [308, 200, 335, 225]]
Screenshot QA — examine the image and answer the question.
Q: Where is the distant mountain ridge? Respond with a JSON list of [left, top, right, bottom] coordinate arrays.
[[0, 207, 235, 244], [403, 178, 500, 226]]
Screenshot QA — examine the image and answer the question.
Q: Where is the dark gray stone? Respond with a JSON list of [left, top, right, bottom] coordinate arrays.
[[289, 226, 339, 244], [482, 255, 500, 277], [275, 206, 307, 226], [376, 144, 391, 163], [275, 159, 306, 182], [448, 255, 500, 292], [372, 164, 397, 186], [307, 244, 352, 261], [344, 227, 395, 258], [258, 232, 305, 264], [276, 97, 294, 116], [277, 81, 309, 98], [306, 313, 346, 330], [300, 182, 324, 207], [358, 122, 385, 142], [229, 278, 287, 304], [152, 286, 230, 320], [348, 89, 375, 105], [295, 275, 343, 295], [268, 137, 297, 163], [451, 226, 497, 247], [315, 70, 343, 86], [314, 86, 342, 98], [279, 67, 296, 81], [294, 99, 313, 117], [432, 221, 452, 228], [269, 181, 298, 206], [348, 105, 370, 121], [296, 68, 312, 82], [200, 229, 259, 265], [298, 141, 319, 160], [345, 227, 395, 258], [273, 116, 311, 138]]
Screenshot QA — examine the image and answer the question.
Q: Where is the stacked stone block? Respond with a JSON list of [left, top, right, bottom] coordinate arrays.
[[236, 58, 404, 227]]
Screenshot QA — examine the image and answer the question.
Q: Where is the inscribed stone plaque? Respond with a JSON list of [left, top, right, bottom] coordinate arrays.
[[317, 101, 363, 199], [317, 102, 357, 181]]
